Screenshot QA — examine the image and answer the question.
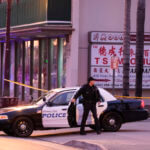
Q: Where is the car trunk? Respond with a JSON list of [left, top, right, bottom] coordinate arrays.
[[120, 99, 142, 110]]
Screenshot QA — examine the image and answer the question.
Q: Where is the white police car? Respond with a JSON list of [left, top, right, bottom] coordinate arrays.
[[0, 87, 148, 137]]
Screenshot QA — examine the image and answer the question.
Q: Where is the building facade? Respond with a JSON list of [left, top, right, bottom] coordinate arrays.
[[76, 0, 150, 102], [0, 0, 150, 102], [0, 0, 74, 101]]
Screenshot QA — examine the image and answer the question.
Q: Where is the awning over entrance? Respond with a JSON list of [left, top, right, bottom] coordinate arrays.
[[0, 24, 74, 41]]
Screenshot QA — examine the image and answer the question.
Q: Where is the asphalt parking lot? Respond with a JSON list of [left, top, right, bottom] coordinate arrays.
[[32, 118, 150, 150], [0, 118, 150, 150]]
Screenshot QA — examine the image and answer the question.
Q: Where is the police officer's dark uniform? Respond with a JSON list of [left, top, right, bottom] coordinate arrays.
[[73, 77, 103, 135]]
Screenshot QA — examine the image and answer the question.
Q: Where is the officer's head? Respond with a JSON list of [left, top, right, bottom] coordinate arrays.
[[88, 77, 96, 86]]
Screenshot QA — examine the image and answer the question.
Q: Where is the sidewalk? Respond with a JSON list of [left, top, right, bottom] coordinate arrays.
[[0, 136, 80, 150]]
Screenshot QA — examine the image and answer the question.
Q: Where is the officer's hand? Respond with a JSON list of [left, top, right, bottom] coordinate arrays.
[[98, 101, 101, 106], [71, 99, 76, 103]]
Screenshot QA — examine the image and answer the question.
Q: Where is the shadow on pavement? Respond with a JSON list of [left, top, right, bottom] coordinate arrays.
[[1, 127, 150, 138], [29, 128, 150, 138], [118, 129, 150, 133], [30, 130, 94, 138]]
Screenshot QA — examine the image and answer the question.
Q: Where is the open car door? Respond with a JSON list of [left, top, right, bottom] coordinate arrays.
[[42, 91, 74, 128]]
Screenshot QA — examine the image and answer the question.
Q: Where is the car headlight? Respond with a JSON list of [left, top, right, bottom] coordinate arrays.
[[0, 115, 8, 120]]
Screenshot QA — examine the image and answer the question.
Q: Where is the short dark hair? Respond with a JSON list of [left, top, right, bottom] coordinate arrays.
[[88, 77, 96, 83]]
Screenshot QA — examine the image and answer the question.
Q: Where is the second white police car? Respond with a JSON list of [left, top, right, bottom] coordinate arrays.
[[0, 87, 149, 137]]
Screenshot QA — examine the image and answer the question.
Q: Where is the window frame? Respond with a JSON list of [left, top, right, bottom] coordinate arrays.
[[49, 90, 75, 106]]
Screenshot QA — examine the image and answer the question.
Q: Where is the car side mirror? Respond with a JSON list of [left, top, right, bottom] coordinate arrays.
[[46, 101, 53, 107], [43, 97, 46, 102]]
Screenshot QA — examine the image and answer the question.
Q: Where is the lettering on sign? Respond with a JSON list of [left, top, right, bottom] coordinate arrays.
[[90, 32, 150, 44], [91, 45, 150, 66], [90, 44, 150, 89], [42, 113, 66, 118]]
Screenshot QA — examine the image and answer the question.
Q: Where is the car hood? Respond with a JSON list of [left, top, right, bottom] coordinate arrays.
[[0, 105, 39, 114]]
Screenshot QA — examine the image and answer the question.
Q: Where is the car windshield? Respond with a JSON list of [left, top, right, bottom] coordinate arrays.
[[32, 91, 57, 106]]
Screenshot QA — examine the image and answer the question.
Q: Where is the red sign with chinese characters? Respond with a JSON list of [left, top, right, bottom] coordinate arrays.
[[90, 44, 150, 89], [91, 44, 150, 66]]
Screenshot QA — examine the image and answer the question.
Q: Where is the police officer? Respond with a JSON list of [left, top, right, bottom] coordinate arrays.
[[71, 77, 103, 135]]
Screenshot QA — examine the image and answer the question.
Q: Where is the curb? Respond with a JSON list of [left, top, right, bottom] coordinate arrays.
[[64, 140, 107, 150]]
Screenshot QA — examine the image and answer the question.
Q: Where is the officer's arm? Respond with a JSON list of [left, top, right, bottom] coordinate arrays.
[[96, 88, 103, 102], [71, 87, 84, 103], [73, 86, 84, 100]]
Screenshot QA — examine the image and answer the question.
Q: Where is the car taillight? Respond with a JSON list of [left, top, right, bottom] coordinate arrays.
[[141, 100, 145, 108]]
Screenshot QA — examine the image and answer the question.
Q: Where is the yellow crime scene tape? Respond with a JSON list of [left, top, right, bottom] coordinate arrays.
[[115, 95, 150, 99], [4, 79, 150, 99], [4, 79, 48, 93]]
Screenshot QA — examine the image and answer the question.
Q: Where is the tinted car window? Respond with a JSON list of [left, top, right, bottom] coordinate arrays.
[[78, 96, 84, 104], [51, 92, 74, 106]]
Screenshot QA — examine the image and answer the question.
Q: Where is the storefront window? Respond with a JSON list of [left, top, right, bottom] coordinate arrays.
[[51, 38, 58, 89], [10, 42, 14, 97], [33, 40, 39, 99], [24, 41, 30, 101], [17, 42, 23, 100], [62, 38, 67, 88], [51, 38, 67, 89], [42, 40, 47, 90], [8, 37, 67, 102]]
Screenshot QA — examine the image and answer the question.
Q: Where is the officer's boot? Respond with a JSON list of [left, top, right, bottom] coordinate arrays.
[[96, 121, 101, 135], [80, 126, 86, 135]]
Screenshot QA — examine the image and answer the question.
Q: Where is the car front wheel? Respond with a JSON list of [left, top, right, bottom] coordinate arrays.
[[12, 117, 34, 137], [102, 112, 122, 132]]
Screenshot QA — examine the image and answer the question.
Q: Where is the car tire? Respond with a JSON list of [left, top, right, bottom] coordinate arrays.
[[102, 112, 122, 132], [12, 117, 34, 137], [3, 129, 14, 136]]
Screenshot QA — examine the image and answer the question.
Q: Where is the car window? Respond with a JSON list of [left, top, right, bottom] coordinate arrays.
[[77, 96, 84, 104], [51, 92, 74, 106], [33, 91, 56, 106]]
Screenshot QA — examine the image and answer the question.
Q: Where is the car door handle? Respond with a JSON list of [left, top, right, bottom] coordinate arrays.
[[62, 108, 67, 111]]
